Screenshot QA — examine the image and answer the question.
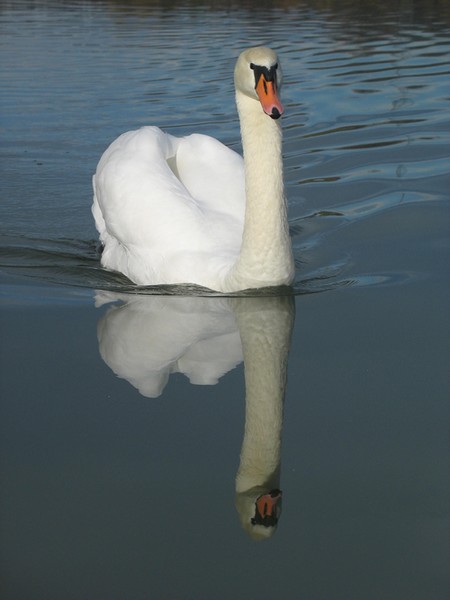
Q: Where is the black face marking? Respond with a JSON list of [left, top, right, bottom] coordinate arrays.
[[250, 62, 278, 88]]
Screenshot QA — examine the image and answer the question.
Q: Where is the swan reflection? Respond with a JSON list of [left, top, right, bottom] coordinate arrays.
[[95, 292, 294, 539]]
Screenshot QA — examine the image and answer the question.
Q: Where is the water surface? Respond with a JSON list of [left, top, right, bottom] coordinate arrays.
[[0, 1, 449, 599]]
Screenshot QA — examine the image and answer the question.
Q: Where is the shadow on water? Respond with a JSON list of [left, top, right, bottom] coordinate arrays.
[[96, 292, 295, 539]]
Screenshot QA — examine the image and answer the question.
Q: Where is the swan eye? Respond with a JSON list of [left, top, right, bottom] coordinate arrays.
[[249, 63, 278, 88], [250, 63, 278, 71]]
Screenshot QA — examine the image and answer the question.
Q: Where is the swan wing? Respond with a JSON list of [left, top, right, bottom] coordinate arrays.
[[93, 127, 245, 287], [174, 133, 245, 221]]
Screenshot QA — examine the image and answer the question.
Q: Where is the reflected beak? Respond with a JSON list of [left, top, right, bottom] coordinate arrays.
[[255, 76, 284, 119], [251, 489, 282, 527]]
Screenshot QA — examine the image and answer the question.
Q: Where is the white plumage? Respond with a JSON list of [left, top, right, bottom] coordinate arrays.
[[93, 47, 294, 292]]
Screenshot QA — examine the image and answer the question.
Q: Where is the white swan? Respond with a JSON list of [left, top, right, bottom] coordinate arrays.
[[92, 47, 294, 293], [95, 293, 243, 397], [95, 293, 294, 539], [233, 296, 293, 540]]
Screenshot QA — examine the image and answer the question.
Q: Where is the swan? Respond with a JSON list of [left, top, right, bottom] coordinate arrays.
[[92, 47, 294, 292], [95, 292, 294, 539], [95, 293, 243, 397], [233, 296, 294, 539]]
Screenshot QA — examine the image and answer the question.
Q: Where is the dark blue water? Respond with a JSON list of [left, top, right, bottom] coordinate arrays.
[[0, 1, 449, 599]]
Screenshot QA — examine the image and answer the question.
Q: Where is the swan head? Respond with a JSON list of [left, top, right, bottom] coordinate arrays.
[[234, 46, 284, 119], [235, 487, 282, 540]]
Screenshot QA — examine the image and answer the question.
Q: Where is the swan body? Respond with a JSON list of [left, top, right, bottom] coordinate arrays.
[[96, 293, 243, 397], [93, 47, 294, 292]]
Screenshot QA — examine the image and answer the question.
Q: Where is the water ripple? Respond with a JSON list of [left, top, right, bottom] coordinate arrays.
[[1, 1, 449, 296]]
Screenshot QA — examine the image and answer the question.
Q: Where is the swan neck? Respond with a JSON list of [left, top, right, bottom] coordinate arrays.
[[239, 91, 284, 217], [226, 91, 294, 291], [234, 297, 294, 493]]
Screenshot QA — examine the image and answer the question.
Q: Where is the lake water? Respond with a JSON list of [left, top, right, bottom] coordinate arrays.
[[1, 1, 449, 598]]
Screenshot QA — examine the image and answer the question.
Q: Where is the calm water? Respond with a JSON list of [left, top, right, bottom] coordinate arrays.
[[1, 1, 449, 598]]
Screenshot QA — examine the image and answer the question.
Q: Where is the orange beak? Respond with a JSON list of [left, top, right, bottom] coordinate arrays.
[[255, 75, 284, 119], [251, 489, 282, 527]]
